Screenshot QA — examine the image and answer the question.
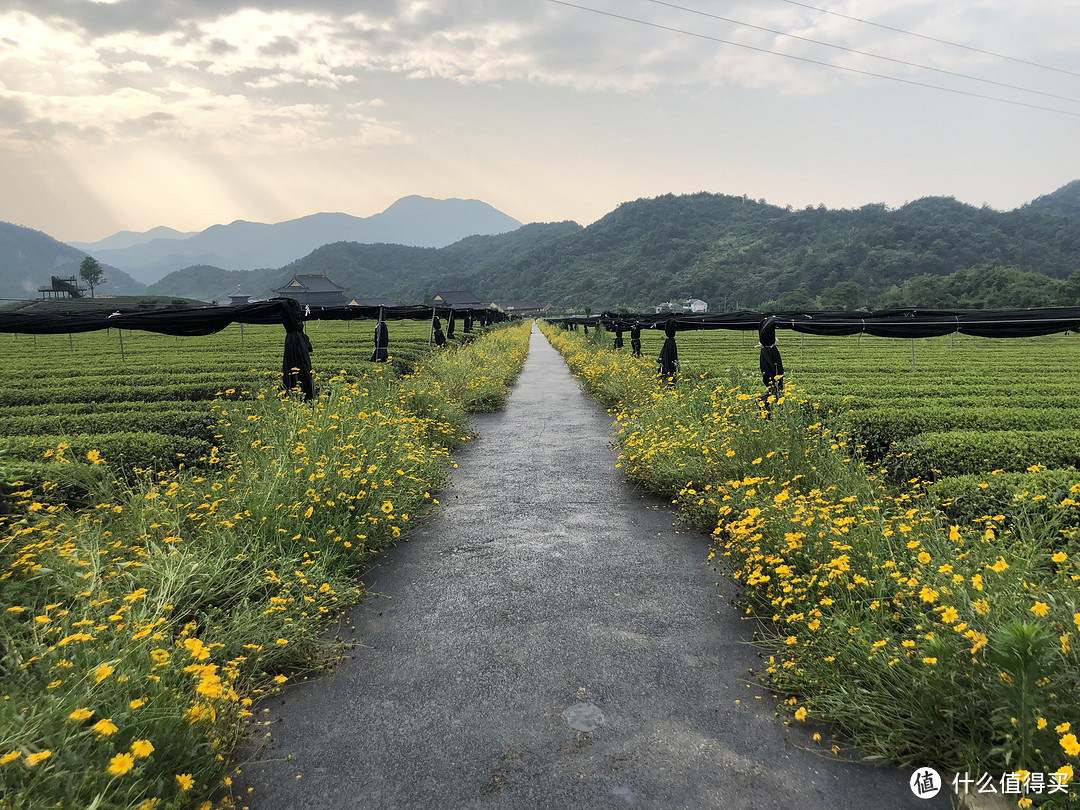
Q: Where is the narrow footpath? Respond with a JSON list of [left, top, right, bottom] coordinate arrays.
[[240, 325, 947, 809]]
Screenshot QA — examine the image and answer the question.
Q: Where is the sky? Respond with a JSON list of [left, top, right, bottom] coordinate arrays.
[[1, 0, 1079, 243]]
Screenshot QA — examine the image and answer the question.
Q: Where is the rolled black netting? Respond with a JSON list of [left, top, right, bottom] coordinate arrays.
[[658, 321, 678, 376], [371, 318, 389, 362]]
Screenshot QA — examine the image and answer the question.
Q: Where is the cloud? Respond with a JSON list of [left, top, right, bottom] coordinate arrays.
[[1, 0, 1076, 155]]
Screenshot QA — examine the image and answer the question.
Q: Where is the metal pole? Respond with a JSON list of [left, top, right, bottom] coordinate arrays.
[[68, 333, 73, 353], [950, 332, 954, 354], [428, 307, 436, 347], [240, 322, 245, 348], [800, 333, 804, 357], [119, 329, 126, 361]]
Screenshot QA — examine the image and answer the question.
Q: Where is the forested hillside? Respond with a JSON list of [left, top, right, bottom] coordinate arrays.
[[105, 181, 1080, 310], [465, 184, 1080, 310], [147, 221, 582, 303], [0, 222, 145, 300]]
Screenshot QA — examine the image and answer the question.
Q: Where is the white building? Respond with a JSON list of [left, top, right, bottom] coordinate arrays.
[[683, 298, 708, 313]]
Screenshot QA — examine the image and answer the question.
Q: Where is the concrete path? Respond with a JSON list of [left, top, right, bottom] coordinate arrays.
[[239, 324, 947, 809]]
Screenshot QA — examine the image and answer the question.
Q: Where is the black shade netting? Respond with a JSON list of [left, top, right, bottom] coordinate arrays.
[[433, 318, 446, 347], [658, 321, 678, 375], [446, 311, 456, 339], [630, 326, 642, 358], [281, 301, 314, 400], [371, 320, 389, 362], [614, 327, 624, 349]]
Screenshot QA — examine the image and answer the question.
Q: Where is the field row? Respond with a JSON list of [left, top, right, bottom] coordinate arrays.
[[597, 325, 1080, 479], [0, 321, 471, 475]]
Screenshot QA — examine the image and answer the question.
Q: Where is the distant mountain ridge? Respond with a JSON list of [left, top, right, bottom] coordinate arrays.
[[146, 222, 583, 304], [71, 196, 523, 284]]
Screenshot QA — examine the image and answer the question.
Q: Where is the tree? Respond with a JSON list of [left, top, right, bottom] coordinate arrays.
[[79, 256, 106, 297]]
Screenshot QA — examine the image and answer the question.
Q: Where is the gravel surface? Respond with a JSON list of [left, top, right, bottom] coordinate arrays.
[[238, 324, 949, 809]]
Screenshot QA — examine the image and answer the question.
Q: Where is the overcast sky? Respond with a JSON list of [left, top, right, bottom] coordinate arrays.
[[2, 0, 1078, 242]]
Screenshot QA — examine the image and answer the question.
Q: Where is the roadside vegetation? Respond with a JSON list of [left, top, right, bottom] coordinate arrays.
[[0, 321, 530, 810], [543, 321, 1079, 806]]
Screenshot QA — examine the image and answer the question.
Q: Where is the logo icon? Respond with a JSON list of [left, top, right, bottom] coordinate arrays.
[[910, 767, 942, 799]]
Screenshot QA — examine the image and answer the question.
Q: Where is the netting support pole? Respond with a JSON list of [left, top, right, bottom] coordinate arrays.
[[910, 338, 915, 372], [68, 333, 73, 353], [950, 332, 954, 354], [240, 322, 245, 348], [800, 333, 804, 357], [119, 329, 126, 361]]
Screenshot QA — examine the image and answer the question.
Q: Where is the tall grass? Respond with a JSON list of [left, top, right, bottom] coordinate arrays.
[[0, 323, 530, 810], [543, 322, 1079, 802]]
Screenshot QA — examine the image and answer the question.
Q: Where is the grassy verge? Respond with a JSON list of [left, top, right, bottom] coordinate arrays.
[[0, 322, 531, 810], [542, 322, 1079, 805]]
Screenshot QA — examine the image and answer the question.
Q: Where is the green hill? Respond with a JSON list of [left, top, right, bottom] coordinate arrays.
[[147, 222, 583, 303], [459, 187, 1080, 310], [0, 222, 146, 300]]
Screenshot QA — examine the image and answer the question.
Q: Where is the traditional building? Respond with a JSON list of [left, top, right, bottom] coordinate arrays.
[[498, 299, 550, 313], [349, 297, 397, 307], [432, 290, 485, 309], [273, 272, 348, 307]]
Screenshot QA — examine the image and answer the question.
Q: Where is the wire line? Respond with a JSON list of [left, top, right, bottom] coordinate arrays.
[[771, 0, 1080, 79], [543, 0, 1080, 118], [640, 0, 1080, 104]]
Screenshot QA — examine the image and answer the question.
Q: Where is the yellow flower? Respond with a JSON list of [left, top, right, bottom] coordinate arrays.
[[86, 449, 104, 465], [1, 750, 21, 765], [1054, 763, 1074, 784], [1031, 601, 1050, 618], [1057, 722, 1072, 734], [129, 698, 147, 710], [1053, 551, 1068, 563], [25, 750, 51, 766], [175, 773, 195, 791], [303, 506, 314, 519], [919, 585, 938, 603], [69, 707, 94, 721], [948, 525, 961, 541], [922, 657, 938, 665], [381, 500, 394, 513], [812, 733, 821, 742], [917, 551, 931, 564], [794, 707, 807, 721], [92, 663, 115, 683], [807, 619, 821, 631], [1038, 718, 1048, 730], [971, 573, 984, 591], [130, 739, 154, 759], [1060, 733, 1080, 757], [988, 557, 1009, 572], [940, 607, 959, 624], [92, 718, 119, 737], [107, 753, 135, 775]]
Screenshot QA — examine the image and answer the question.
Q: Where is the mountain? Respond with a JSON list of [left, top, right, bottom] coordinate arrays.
[[0, 222, 146, 301], [77, 196, 524, 284], [1021, 179, 1080, 219], [68, 226, 195, 253], [146, 222, 583, 304], [455, 186, 1080, 310]]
